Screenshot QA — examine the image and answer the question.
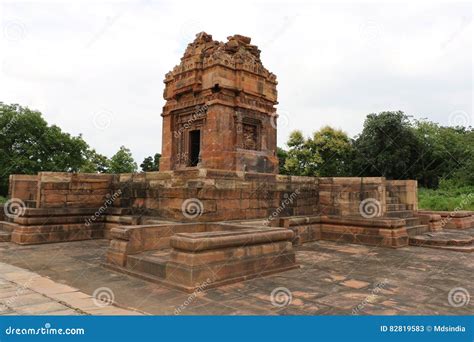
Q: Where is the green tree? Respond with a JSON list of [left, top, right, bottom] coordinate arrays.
[[283, 127, 353, 176], [311, 126, 353, 176], [80, 149, 110, 173], [140, 153, 161, 172], [413, 120, 473, 187], [109, 146, 137, 173], [352, 111, 420, 179], [284, 130, 322, 176], [0, 103, 91, 195], [276, 147, 288, 174]]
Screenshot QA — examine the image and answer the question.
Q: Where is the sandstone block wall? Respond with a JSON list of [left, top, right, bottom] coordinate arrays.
[[8, 174, 38, 205], [7, 171, 420, 224], [35, 172, 114, 208], [385, 180, 417, 211], [318, 177, 387, 216], [112, 169, 318, 222]]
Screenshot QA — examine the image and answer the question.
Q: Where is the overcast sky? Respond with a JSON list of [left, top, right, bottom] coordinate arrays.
[[0, 0, 472, 163]]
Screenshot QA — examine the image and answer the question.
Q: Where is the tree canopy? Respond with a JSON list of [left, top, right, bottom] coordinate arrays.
[[109, 146, 138, 174], [140, 153, 161, 172], [1, 103, 471, 197], [280, 111, 473, 187], [0, 103, 143, 195]]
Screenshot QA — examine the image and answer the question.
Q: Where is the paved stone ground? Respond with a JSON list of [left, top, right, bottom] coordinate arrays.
[[0, 238, 472, 315]]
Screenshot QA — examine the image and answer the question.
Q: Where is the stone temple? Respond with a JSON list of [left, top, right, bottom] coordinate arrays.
[[161, 32, 279, 173], [1, 33, 473, 292]]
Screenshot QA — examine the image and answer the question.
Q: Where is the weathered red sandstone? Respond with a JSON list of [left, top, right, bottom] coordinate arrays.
[[1, 32, 473, 291]]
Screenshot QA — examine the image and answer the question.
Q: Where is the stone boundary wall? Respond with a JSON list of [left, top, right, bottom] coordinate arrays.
[[385, 180, 417, 211], [318, 177, 387, 216], [112, 169, 319, 222], [35, 172, 115, 208], [7, 171, 419, 223], [8, 174, 39, 205]]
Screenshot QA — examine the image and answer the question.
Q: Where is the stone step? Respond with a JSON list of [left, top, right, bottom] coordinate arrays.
[[409, 231, 474, 247], [0, 231, 11, 242], [405, 217, 421, 227], [387, 204, 407, 211], [386, 197, 400, 204], [25, 200, 37, 208], [0, 221, 18, 233], [406, 224, 430, 236], [126, 251, 170, 279], [386, 210, 414, 218], [436, 245, 474, 253]]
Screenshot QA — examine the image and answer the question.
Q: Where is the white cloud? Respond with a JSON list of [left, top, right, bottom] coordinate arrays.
[[0, 0, 471, 163]]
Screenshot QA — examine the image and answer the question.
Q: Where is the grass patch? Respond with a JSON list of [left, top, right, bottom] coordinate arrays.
[[0, 196, 6, 204], [418, 182, 474, 211]]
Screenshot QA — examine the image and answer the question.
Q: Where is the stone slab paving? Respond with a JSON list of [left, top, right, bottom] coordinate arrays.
[[0, 238, 472, 315], [0, 261, 144, 315]]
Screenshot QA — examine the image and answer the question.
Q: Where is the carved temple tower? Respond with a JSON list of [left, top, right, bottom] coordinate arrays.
[[160, 32, 279, 173]]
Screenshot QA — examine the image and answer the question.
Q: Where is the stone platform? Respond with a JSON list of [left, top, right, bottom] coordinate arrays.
[[106, 222, 298, 292], [3, 169, 473, 291], [0, 238, 472, 315]]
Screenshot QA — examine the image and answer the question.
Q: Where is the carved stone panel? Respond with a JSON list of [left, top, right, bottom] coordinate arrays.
[[243, 124, 258, 150]]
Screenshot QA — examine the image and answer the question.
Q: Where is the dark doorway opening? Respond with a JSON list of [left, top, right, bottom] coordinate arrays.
[[189, 130, 201, 167]]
